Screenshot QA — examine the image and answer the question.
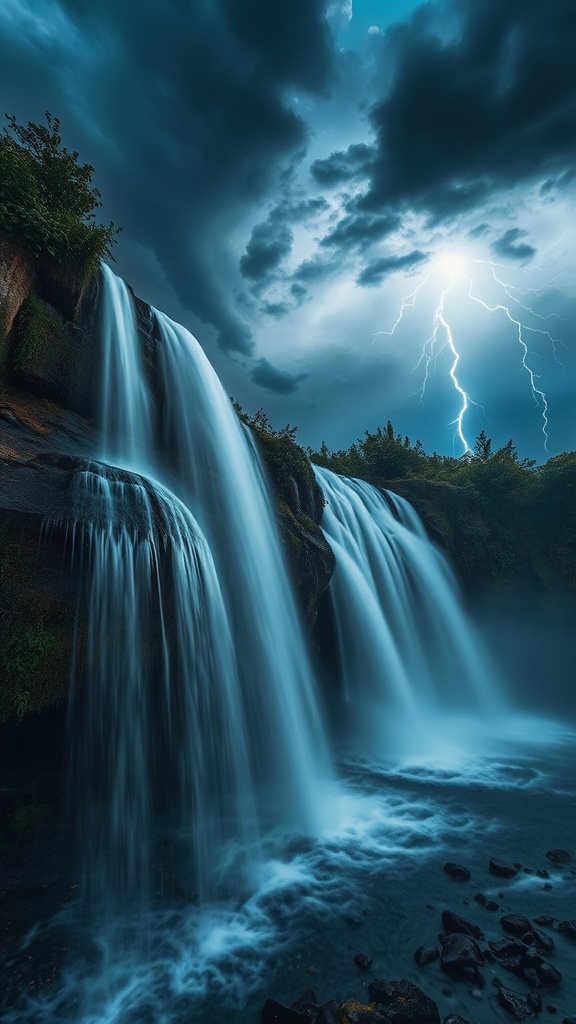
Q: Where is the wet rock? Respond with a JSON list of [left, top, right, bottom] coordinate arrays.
[[414, 945, 439, 966], [486, 900, 499, 911], [534, 916, 554, 927], [367, 979, 441, 1024], [474, 892, 487, 906], [317, 1001, 342, 1024], [291, 989, 319, 1019], [489, 938, 528, 960], [441, 910, 482, 939], [497, 985, 539, 1020], [339, 999, 386, 1023], [523, 929, 554, 954], [501, 914, 532, 937], [536, 962, 561, 986], [262, 997, 311, 1023], [443, 863, 471, 881], [440, 932, 484, 981], [528, 993, 542, 1013], [536, 869, 549, 879], [558, 919, 576, 939], [354, 952, 373, 971], [546, 849, 571, 866], [489, 858, 518, 878], [562, 1017, 576, 1024], [442, 1017, 472, 1024], [522, 968, 540, 988]]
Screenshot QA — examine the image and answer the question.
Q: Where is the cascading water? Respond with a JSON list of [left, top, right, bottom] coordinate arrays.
[[314, 466, 503, 758], [62, 462, 257, 907], [67, 265, 331, 907]]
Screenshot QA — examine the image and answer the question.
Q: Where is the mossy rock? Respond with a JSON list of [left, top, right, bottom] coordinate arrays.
[[0, 526, 79, 722]]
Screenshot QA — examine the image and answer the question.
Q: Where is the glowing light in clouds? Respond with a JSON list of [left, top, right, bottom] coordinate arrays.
[[376, 248, 566, 454]]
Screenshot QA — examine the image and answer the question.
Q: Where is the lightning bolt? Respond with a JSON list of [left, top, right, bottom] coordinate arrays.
[[379, 265, 479, 454], [466, 277, 549, 450], [481, 262, 567, 367], [374, 245, 570, 455]]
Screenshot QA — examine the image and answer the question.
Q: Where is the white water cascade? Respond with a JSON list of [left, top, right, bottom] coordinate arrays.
[[68, 265, 331, 906], [314, 467, 502, 759]]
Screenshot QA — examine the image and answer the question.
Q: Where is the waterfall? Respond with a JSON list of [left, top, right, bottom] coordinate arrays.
[[65, 462, 257, 906], [67, 266, 331, 907], [314, 466, 502, 758]]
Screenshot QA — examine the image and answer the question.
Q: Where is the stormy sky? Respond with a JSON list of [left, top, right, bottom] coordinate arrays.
[[1, 0, 575, 458]]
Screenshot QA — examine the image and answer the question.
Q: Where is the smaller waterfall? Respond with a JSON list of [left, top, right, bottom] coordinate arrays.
[[60, 462, 258, 906], [315, 467, 502, 757]]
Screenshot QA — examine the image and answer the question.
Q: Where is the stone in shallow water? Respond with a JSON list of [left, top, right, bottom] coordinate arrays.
[[414, 945, 439, 966], [443, 862, 471, 881], [523, 928, 554, 954], [546, 848, 571, 865], [501, 914, 532, 937], [558, 919, 576, 939], [367, 978, 441, 1024], [354, 952, 373, 971], [536, 961, 561, 986], [497, 985, 539, 1020], [440, 932, 484, 981], [489, 858, 518, 878], [441, 910, 482, 939], [442, 1017, 472, 1024]]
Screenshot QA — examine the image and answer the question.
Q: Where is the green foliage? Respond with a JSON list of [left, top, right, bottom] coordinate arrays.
[[0, 111, 119, 275], [0, 538, 72, 721], [231, 398, 320, 509]]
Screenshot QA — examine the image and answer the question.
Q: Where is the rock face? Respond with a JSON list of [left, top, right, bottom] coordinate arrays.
[[0, 233, 34, 343], [254, 429, 335, 629]]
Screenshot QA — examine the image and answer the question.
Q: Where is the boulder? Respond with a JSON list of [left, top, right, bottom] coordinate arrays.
[[354, 953, 373, 971], [497, 985, 541, 1020], [441, 910, 482, 939], [414, 945, 439, 966], [501, 915, 532, 937], [545, 849, 571, 866], [489, 858, 518, 878], [366, 979, 440, 1024], [443, 863, 471, 881], [440, 932, 483, 981]]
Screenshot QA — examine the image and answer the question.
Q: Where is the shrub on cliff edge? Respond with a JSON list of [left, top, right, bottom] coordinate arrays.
[[0, 111, 118, 280]]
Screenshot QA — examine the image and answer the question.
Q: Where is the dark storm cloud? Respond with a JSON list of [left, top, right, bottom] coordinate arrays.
[[0, 0, 336, 355], [320, 208, 400, 252], [315, 0, 576, 222], [357, 249, 428, 287], [293, 256, 337, 283], [492, 229, 536, 263], [250, 357, 308, 394], [261, 301, 290, 319], [240, 218, 294, 283], [310, 143, 373, 187]]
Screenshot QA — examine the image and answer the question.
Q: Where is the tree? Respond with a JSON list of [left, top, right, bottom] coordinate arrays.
[[473, 429, 492, 461], [0, 111, 119, 272]]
